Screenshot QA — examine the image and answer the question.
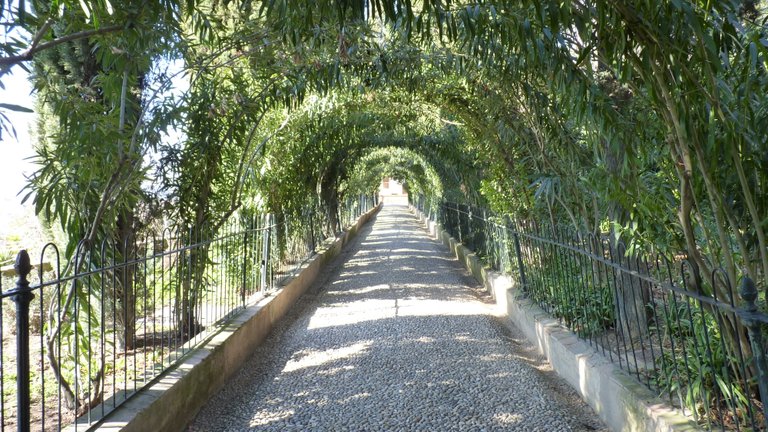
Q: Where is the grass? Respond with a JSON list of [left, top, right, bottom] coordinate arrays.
[[0, 202, 57, 267]]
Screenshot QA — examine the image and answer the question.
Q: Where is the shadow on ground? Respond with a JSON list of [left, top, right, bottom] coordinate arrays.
[[188, 205, 607, 432]]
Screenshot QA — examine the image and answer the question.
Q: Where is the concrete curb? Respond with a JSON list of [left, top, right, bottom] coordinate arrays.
[[409, 206, 701, 432], [83, 204, 381, 432]]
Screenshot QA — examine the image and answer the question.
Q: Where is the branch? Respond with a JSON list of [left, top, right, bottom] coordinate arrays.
[[0, 24, 123, 68], [44, 158, 130, 410], [30, 18, 54, 52]]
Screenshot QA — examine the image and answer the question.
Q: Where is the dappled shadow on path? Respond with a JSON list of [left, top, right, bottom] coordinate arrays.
[[188, 205, 604, 432]]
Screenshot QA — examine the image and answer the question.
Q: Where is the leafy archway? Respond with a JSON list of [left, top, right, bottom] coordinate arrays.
[[1, 1, 767, 425]]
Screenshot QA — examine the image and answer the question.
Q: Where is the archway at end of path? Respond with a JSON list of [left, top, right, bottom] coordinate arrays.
[[251, 85, 487, 237]]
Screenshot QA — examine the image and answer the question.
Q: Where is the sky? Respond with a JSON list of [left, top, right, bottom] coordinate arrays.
[[0, 65, 37, 234], [1, 0, 39, 243]]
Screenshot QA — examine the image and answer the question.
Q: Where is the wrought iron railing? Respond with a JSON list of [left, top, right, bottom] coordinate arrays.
[[414, 197, 768, 431], [0, 194, 376, 431]]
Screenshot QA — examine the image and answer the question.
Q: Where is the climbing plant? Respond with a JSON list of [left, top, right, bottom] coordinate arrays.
[[2, 0, 767, 426]]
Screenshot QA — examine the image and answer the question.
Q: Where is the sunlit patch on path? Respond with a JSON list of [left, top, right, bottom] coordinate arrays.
[[188, 205, 607, 432]]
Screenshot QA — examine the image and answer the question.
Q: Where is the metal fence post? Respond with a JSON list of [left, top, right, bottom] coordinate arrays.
[[261, 214, 271, 292], [455, 204, 462, 243], [467, 206, 473, 249], [510, 221, 528, 291], [11, 250, 33, 432], [484, 209, 491, 262], [739, 276, 768, 423], [242, 218, 249, 307], [309, 209, 316, 252]]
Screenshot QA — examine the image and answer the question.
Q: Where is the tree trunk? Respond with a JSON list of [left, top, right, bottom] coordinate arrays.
[[595, 50, 651, 341], [176, 239, 205, 340], [115, 210, 136, 351], [320, 174, 340, 236]]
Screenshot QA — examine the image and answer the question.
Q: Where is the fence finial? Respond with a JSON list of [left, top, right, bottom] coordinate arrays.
[[739, 275, 757, 311], [739, 274, 768, 424], [14, 249, 31, 280]]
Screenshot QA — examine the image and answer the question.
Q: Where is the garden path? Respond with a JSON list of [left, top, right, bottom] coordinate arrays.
[[188, 205, 607, 431]]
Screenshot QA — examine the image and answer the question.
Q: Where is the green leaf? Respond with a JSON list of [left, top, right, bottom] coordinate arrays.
[[0, 103, 34, 113], [749, 42, 758, 71]]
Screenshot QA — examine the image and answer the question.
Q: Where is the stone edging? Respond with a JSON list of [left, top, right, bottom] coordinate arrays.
[[409, 206, 701, 432], [79, 204, 381, 432]]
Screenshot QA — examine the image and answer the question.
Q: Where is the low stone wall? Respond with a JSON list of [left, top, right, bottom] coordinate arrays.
[[84, 204, 381, 432], [409, 206, 701, 432]]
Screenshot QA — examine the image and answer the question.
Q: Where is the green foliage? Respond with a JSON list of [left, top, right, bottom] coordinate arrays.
[[345, 146, 444, 199], [2, 0, 767, 425], [519, 244, 616, 337], [255, 87, 478, 229], [654, 299, 752, 427]]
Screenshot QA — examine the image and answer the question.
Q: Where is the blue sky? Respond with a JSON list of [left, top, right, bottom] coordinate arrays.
[[0, 66, 37, 228]]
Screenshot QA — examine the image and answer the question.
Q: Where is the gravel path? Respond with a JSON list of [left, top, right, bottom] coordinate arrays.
[[188, 205, 608, 432]]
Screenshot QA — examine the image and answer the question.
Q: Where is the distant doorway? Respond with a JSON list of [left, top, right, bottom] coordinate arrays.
[[378, 177, 409, 205]]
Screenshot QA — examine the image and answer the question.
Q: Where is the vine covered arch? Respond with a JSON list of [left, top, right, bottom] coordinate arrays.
[[1, 1, 767, 426]]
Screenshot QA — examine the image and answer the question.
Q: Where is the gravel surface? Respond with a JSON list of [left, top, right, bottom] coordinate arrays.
[[188, 205, 608, 432]]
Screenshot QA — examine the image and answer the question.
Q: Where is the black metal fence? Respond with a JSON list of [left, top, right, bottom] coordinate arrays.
[[0, 194, 376, 431], [417, 198, 768, 431], [412, 194, 440, 225]]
